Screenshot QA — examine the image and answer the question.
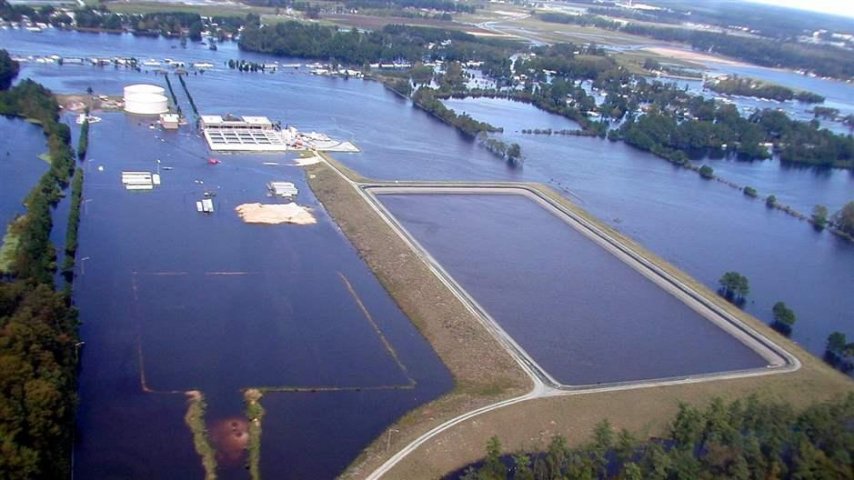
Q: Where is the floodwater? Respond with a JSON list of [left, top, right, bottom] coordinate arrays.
[[380, 192, 767, 384], [66, 112, 451, 479], [1, 27, 852, 477], [439, 96, 854, 359], [0, 117, 48, 235]]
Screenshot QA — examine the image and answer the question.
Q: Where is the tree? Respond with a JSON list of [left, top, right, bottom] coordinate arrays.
[[699, 164, 714, 179], [0, 49, 20, 90], [771, 301, 796, 335], [718, 271, 749, 302], [833, 201, 854, 236], [811, 205, 829, 230], [481, 436, 505, 480], [765, 194, 777, 208], [512, 453, 533, 480], [824, 332, 851, 370]]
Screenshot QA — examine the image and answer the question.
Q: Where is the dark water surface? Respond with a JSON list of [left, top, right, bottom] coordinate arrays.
[[1, 28, 852, 478], [70, 112, 451, 478], [0, 117, 48, 233], [380, 193, 766, 384]]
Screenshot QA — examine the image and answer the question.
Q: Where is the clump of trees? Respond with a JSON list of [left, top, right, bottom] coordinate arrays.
[[718, 271, 749, 304], [811, 205, 829, 231], [833, 201, 854, 237], [708, 75, 824, 103], [239, 21, 517, 67], [771, 301, 796, 335], [0, 49, 19, 90], [412, 87, 500, 138], [457, 394, 854, 480], [825, 332, 853, 372]]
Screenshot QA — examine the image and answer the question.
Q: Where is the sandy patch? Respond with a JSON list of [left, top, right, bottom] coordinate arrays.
[[235, 203, 316, 225], [294, 155, 323, 166], [643, 46, 748, 67]]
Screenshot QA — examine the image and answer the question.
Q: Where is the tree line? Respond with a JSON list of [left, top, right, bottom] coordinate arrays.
[[455, 394, 854, 480], [238, 20, 519, 67], [538, 11, 854, 79], [0, 56, 81, 478]]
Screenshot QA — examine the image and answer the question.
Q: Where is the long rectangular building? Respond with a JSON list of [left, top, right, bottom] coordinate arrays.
[[201, 114, 289, 152]]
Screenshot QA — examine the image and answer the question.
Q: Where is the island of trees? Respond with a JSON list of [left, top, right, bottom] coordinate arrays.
[[707, 75, 825, 103]]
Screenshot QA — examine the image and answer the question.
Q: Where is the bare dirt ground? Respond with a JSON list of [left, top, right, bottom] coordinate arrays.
[[234, 203, 316, 225], [642, 46, 749, 67]]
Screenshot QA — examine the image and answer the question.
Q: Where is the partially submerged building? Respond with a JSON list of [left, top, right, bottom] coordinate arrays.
[[200, 115, 289, 152]]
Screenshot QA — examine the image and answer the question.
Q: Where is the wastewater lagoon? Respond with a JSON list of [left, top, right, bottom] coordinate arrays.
[[377, 189, 772, 385]]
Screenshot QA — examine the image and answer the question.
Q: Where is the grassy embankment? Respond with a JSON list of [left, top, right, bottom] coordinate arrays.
[[305, 156, 531, 479], [184, 391, 218, 480], [244, 388, 265, 480], [304, 155, 852, 479]]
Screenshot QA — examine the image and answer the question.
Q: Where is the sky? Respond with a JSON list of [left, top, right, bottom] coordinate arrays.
[[747, 0, 854, 19]]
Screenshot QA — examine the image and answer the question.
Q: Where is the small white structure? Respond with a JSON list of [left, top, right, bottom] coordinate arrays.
[[196, 198, 214, 213], [267, 181, 299, 198], [121, 171, 154, 190], [124, 84, 168, 115], [160, 113, 180, 130]]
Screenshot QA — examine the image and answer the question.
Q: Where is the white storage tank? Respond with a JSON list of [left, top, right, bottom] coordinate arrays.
[[124, 84, 165, 97], [124, 84, 168, 115]]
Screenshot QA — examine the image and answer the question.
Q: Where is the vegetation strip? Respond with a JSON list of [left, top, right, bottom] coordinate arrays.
[[244, 389, 265, 480], [456, 394, 854, 480], [0, 51, 80, 479], [184, 391, 218, 480]]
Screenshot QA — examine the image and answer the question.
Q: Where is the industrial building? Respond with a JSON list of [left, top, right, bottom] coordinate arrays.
[[159, 113, 180, 130], [200, 115, 288, 152], [267, 181, 299, 198]]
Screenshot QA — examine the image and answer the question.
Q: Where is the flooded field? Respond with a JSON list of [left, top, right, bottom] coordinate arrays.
[[71, 113, 451, 478], [377, 190, 770, 385], [0, 117, 48, 236]]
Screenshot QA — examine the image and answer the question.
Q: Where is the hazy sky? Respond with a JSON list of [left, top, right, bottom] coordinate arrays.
[[747, 0, 854, 19]]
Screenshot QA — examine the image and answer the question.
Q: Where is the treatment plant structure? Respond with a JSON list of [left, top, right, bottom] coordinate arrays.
[[123, 84, 168, 115]]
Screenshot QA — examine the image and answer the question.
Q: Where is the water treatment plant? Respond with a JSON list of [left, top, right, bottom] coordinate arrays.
[[1, 21, 852, 480]]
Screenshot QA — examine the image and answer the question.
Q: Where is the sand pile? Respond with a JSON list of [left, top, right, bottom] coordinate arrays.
[[293, 155, 322, 166], [235, 203, 316, 225]]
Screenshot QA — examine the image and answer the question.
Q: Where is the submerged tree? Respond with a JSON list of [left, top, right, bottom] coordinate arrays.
[[833, 201, 854, 237], [771, 301, 797, 335], [811, 204, 829, 230], [718, 271, 749, 303]]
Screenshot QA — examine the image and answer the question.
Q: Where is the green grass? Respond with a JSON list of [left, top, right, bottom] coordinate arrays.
[[38, 152, 52, 164], [0, 218, 23, 273], [107, 1, 265, 17], [244, 389, 265, 480], [184, 391, 217, 480]]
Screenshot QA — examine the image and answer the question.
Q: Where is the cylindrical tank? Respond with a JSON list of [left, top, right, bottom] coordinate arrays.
[[123, 84, 165, 97], [124, 93, 168, 115], [124, 84, 168, 115]]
